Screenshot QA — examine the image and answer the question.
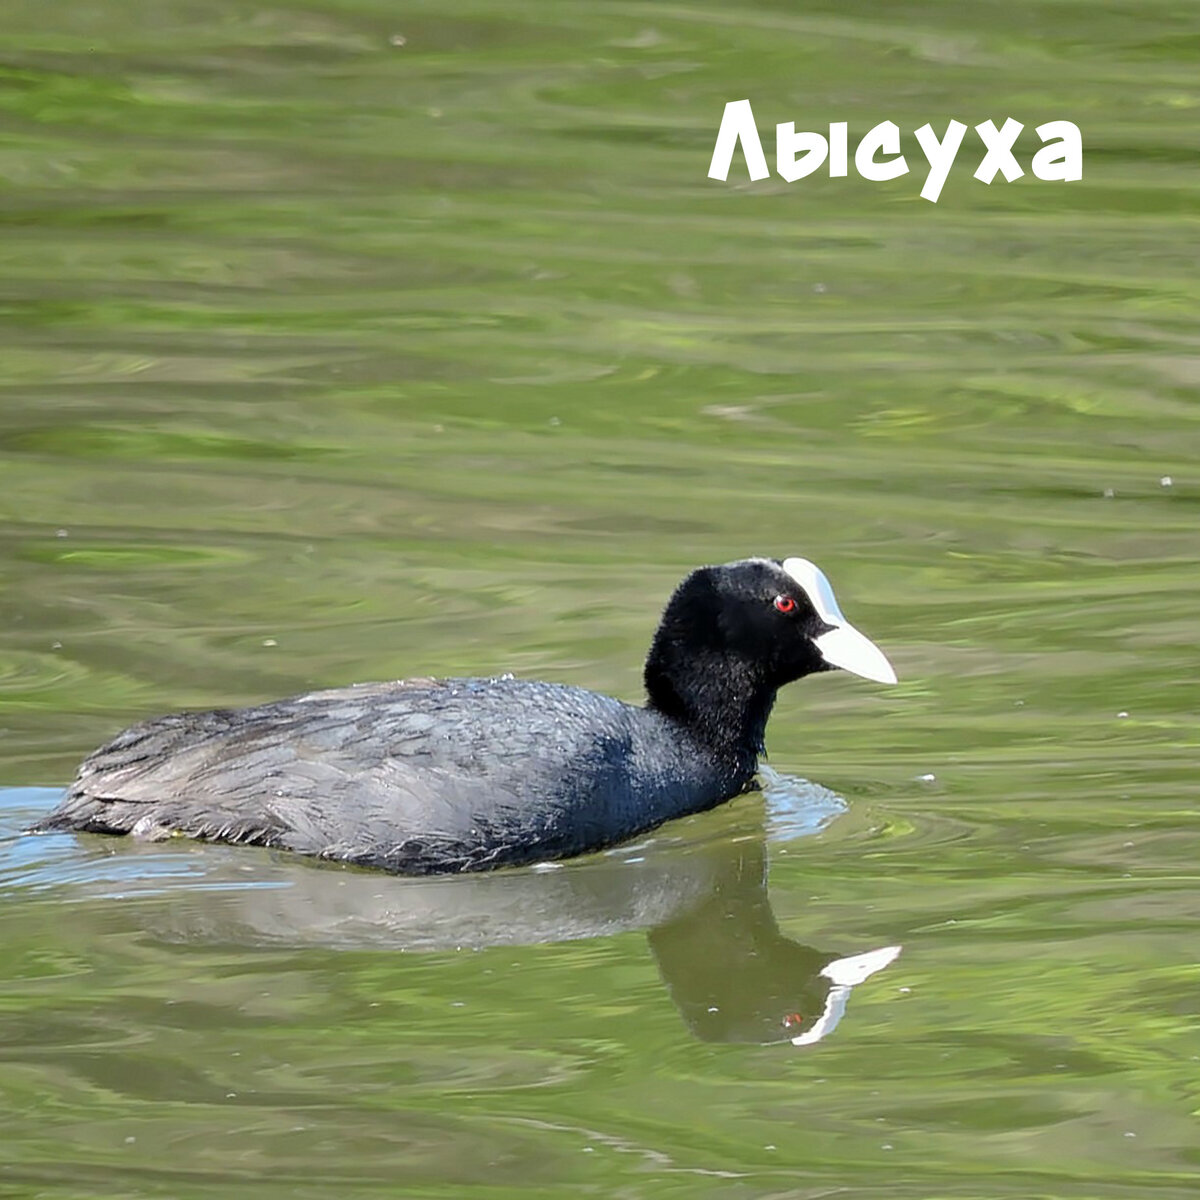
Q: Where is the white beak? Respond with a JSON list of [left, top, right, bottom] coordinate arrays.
[[781, 557, 898, 685], [813, 623, 898, 685]]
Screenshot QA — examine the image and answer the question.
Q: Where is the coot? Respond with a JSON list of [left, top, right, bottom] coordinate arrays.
[[36, 557, 896, 874]]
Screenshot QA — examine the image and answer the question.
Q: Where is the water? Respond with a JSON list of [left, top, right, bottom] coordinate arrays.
[[2, 0, 1200, 1195]]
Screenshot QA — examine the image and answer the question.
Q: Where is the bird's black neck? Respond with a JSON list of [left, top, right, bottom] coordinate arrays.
[[643, 643, 777, 769]]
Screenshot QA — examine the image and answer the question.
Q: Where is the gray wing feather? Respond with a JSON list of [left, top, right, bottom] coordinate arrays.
[[42, 677, 648, 872]]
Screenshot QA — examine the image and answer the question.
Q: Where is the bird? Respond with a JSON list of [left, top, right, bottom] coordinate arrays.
[[34, 556, 897, 875]]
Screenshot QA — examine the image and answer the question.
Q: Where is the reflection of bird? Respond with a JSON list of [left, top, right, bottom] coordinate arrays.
[[33, 788, 899, 1048], [648, 838, 899, 1045], [36, 557, 895, 874]]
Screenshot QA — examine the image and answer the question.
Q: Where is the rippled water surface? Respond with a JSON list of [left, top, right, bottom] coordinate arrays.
[[3, 1, 1200, 1196]]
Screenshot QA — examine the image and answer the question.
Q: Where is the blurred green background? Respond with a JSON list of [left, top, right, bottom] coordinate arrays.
[[2, 1, 1199, 1196]]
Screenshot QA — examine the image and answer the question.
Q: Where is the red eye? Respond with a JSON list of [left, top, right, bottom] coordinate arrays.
[[773, 595, 797, 614]]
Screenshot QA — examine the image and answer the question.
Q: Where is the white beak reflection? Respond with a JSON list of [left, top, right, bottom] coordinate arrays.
[[790, 944, 902, 1047]]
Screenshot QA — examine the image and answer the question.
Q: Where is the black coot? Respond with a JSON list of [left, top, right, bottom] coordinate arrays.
[[36, 556, 896, 874]]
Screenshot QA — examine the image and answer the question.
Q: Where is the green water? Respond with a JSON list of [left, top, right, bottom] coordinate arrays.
[[2, 0, 1200, 1195]]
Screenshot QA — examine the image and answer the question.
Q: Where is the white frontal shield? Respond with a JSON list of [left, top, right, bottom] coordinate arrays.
[[781, 557, 898, 685]]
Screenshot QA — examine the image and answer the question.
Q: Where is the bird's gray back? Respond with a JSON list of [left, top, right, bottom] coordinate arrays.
[[58, 676, 728, 872]]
